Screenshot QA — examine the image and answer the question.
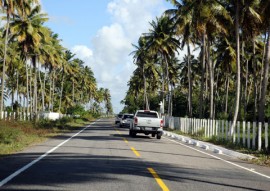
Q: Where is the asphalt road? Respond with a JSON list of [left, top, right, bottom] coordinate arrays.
[[0, 119, 269, 191]]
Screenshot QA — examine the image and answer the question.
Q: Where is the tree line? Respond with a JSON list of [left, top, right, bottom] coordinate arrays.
[[122, 0, 270, 130], [0, 0, 113, 119]]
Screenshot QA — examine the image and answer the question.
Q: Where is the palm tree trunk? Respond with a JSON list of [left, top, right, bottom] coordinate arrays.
[[207, 38, 214, 119], [32, 56, 38, 119], [25, 62, 29, 119], [164, 56, 170, 115], [52, 70, 55, 112], [199, 33, 206, 118], [59, 73, 65, 112], [43, 71, 46, 110], [49, 71, 52, 111], [231, 0, 241, 135], [244, 60, 249, 119], [225, 75, 229, 115], [258, 27, 270, 122], [259, 31, 267, 101], [187, 43, 192, 117], [0, 14, 10, 119], [252, 37, 258, 121], [29, 65, 33, 117], [38, 62, 44, 111], [16, 71, 19, 103], [161, 73, 165, 114]]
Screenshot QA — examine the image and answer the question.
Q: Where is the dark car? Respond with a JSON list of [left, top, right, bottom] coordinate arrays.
[[119, 114, 134, 128], [115, 114, 123, 124]]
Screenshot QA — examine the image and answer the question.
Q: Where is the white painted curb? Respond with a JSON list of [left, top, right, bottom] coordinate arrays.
[[163, 130, 256, 160]]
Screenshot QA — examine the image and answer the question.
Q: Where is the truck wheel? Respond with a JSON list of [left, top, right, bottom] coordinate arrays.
[[129, 130, 132, 136], [151, 133, 155, 137], [157, 135, 161, 139]]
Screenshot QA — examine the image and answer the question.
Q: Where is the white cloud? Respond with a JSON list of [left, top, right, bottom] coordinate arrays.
[[72, 45, 93, 60], [72, 0, 167, 113], [92, 23, 131, 66]]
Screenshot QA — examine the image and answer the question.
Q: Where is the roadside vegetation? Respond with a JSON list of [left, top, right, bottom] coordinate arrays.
[[0, 1, 114, 156], [0, 105, 100, 156], [122, 0, 270, 160]]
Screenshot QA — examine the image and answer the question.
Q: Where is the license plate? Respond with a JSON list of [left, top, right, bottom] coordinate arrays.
[[145, 127, 152, 131]]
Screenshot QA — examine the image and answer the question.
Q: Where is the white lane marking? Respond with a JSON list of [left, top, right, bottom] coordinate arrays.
[[0, 121, 97, 187], [163, 137, 270, 180]]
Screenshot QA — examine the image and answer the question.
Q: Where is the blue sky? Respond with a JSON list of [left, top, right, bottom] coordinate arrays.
[[42, 0, 173, 113], [42, 0, 112, 48]]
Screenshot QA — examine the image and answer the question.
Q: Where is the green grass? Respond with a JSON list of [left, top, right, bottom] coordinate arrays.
[[0, 117, 94, 156]]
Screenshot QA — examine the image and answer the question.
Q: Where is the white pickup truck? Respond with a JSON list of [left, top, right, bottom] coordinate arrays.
[[129, 110, 163, 139]]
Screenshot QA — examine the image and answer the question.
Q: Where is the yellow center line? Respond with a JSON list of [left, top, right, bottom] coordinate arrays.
[[123, 138, 129, 143], [148, 168, 170, 191], [114, 128, 121, 135], [130, 147, 141, 157]]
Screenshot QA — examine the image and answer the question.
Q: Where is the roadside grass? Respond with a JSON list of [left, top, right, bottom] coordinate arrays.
[[165, 128, 270, 167], [0, 117, 94, 156]]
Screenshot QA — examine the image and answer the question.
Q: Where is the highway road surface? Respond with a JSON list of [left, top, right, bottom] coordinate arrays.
[[0, 119, 269, 191]]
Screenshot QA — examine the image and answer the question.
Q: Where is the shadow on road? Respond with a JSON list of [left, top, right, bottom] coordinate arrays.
[[0, 118, 268, 191]]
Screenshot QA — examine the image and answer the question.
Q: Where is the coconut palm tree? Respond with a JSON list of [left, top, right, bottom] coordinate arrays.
[[103, 88, 112, 115], [0, 0, 15, 118], [144, 15, 180, 115], [9, 2, 49, 118], [258, 0, 270, 122], [130, 36, 150, 110], [165, 0, 194, 117]]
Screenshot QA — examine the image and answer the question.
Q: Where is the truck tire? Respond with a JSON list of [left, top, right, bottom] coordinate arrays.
[[157, 135, 161, 139], [151, 133, 155, 137], [129, 130, 136, 137]]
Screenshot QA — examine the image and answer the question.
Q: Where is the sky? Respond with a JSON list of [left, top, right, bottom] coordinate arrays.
[[41, 0, 173, 113]]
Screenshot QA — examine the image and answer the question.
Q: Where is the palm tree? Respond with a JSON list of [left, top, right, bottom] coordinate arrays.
[[58, 50, 74, 112], [0, 0, 14, 118], [144, 15, 180, 115], [103, 88, 112, 115], [165, 0, 194, 117], [9, 2, 49, 118], [258, 0, 270, 122], [42, 32, 65, 112], [130, 36, 161, 110], [131, 36, 150, 110]]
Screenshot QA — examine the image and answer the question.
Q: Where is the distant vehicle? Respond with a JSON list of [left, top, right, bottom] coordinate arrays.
[[119, 114, 134, 128], [130, 110, 163, 139], [115, 114, 123, 124]]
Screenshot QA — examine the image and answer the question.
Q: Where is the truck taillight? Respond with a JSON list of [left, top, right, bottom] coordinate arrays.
[[134, 117, 138, 125], [160, 119, 163, 128]]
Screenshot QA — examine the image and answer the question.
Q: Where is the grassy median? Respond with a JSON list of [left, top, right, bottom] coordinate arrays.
[[0, 117, 94, 156]]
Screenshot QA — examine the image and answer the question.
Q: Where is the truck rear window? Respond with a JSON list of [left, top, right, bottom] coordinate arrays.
[[136, 112, 158, 118]]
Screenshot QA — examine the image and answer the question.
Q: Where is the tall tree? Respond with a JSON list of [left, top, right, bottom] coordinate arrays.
[[258, 0, 270, 122], [144, 15, 180, 115]]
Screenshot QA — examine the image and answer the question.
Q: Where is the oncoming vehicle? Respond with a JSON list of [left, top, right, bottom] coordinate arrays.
[[119, 114, 134, 128], [115, 114, 123, 124]]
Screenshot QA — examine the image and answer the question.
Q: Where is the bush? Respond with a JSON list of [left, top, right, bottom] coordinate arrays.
[[67, 105, 86, 116], [0, 126, 22, 144], [36, 119, 55, 129]]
